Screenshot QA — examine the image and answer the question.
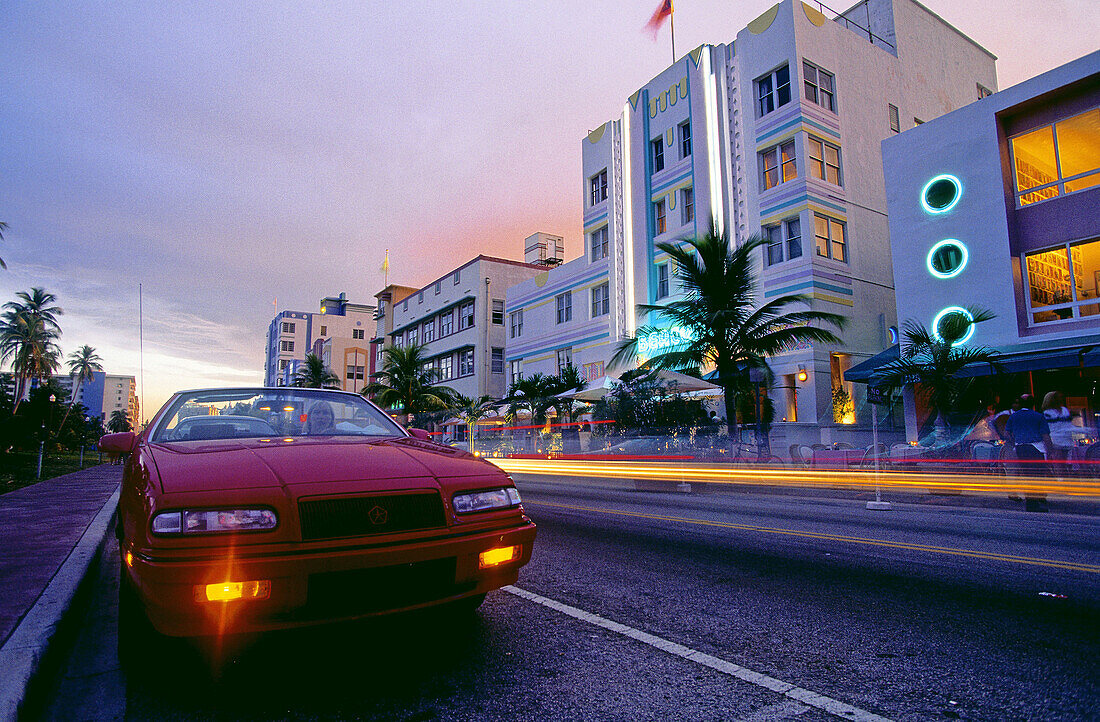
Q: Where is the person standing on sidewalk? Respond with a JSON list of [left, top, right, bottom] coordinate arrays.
[[1004, 394, 1052, 512], [1041, 390, 1076, 478]]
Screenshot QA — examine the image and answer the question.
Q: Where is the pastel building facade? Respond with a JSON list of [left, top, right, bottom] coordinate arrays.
[[507, 0, 997, 439], [263, 293, 376, 392], [68, 371, 139, 426], [882, 51, 1100, 435], [383, 256, 545, 400]]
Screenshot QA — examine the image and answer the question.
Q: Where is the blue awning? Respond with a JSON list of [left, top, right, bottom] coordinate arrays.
[[957, 346, 1098, 377], [845, 345, 899, 383]]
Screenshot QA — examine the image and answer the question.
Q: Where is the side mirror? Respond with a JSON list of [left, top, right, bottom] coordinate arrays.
[[408, 428, 431, 441], [99, 432, 137, 454]]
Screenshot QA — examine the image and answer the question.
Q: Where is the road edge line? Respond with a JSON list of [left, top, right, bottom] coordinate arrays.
[[504, 584, 893, 722], [0, 485, 120, 722]]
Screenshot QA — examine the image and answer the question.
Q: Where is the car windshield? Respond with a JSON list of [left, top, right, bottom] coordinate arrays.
[[151, 389, 405, 442]]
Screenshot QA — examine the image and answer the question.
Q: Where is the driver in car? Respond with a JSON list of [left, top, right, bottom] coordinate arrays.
[[303, 401, 337, 435]]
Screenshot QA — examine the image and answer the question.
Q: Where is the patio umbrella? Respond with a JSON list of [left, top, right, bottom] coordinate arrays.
[[650, 369, 720, 393], [561, 375, 620, 401]]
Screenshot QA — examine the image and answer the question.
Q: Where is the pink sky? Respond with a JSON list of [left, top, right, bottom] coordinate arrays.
[[1, 0, 1097, 416]]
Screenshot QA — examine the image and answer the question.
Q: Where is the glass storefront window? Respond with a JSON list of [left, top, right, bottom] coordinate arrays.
[[1011, 107, 1100, 207], [1025, 238, 1100, 324]]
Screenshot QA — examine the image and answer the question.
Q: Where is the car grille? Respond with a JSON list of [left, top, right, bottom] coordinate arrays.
[[298, 492, 446, 541], [303, 558, 473, 617]]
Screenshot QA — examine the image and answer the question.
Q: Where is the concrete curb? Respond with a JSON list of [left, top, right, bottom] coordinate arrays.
[[0, 485, 120, 722]]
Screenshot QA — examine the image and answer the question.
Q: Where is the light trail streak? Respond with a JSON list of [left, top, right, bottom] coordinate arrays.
[[492, 459, 1100, 498], [528, 501, 1100, 574]]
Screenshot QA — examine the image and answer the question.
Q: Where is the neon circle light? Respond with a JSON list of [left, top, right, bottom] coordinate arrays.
[[920, 174, 962, 214], [932, 306, 975, 346], [926, 239, 969, 279]]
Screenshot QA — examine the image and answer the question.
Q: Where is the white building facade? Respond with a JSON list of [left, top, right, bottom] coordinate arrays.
[[507, 0, 997, 441], [384, 256, 545, 400], [882, 51, 1100, 436]]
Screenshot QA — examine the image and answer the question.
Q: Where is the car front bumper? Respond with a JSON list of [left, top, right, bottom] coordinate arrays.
[[125, 520, 536, 637]]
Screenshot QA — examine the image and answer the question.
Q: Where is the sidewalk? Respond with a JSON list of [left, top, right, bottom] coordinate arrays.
[[0, 465, 121, 720]]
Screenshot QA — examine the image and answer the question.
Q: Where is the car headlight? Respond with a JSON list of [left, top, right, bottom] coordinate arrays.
[[151, 508, 278, 534], [452, 487, 521, 514]]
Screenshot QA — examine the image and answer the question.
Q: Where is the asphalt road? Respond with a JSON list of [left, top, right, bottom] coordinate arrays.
[[36, 479, 1100, 721]]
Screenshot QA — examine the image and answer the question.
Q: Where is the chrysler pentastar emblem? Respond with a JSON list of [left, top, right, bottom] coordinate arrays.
[[368, 505, 388, 525]]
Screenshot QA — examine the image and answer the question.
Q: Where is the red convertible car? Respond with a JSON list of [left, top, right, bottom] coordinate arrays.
[[99, 387, 535, 645]]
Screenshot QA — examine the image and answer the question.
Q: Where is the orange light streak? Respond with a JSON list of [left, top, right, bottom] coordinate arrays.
[[490, 459, 1100, 498]]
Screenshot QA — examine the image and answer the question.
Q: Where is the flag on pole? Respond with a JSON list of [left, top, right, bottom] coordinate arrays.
[[645, 0, 673, 39]]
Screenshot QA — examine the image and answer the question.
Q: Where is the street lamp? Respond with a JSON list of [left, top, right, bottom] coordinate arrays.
[[36, 393, 56, 480]]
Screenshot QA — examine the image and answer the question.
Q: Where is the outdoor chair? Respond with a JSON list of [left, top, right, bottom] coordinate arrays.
[[833, 442, 855, 449], [859, 442, 887, 469]]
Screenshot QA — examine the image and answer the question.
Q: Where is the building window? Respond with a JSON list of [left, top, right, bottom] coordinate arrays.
[[591, 282, 610, 317], [280, 340, 294, 352], [453, 271, 460, 285], [590, 169, 608, 205], [808, 137, 841, 185], [786, 218, 802, 261], [651, 137, 665, 173], [1011, 108, 1100, 207], [590, 226, 609, 261], [377, 300, 387, 317], [656, 263, 670, 299], [654, 199, 667, 234], [764, 218, 802, 266], [440, 309, 454, 336], [437, 355, 453, 381], [679, 121, 692, 158], [681, 187, 694, 225], [756, 65, 791, 116], [491, 347, 505, 374], [407, 326, 418, 346], [510, 360, 522, 386], [353, 328, 365, 339], [977, 83, 992, 99], [888, 104, 900, 133], [458, 348, 475, 377], [510, 310, 523, 338], [281, 322, 295, 333], [802, 61, 835, 112], [765, 225, 784, 266], [492, 299, 505, 325], [1024, 238, 1100, 324], [279, 359, 288, 371], [393, 335, 403, 349], [422, 318, 436, 343], [556, 347, 573, 374], [346, 365, 364, 380], [319, 325, 327, 336], [418, 291, 423, 303], [434, 282, 441, 295], [556, 292, 572, 324], [458, 301, 475, 330], [761, 140, 796, 190], [814, 214, 847, 262], [403, 299, 408, 311]]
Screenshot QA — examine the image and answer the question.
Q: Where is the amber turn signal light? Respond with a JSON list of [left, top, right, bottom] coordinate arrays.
[[195, 579, 271, 603], [479, 545, 520, 569]]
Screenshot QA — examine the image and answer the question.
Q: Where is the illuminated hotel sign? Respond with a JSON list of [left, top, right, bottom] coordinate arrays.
[[637, 326, 693, 362]]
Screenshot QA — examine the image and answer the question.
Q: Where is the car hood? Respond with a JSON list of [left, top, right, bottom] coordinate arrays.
[[147, 437, 501, 494]]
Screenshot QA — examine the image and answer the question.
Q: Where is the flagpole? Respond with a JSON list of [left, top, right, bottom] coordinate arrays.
[[670, 5, 676, 63]]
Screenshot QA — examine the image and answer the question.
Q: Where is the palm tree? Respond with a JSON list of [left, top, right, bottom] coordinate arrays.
[[449, 394, 496, 453], [59, 345, 103, 431], [1, 311, 61, 412], [504, 373, 559, 452], [611, 223, 845, 438], [4, 287, 63, 333], [874, 308, 1000, 443], [363, 344, 456, 425], [0, 221, 8, 270], [107, 409, 132, 433], [294, 353, 340, 388]]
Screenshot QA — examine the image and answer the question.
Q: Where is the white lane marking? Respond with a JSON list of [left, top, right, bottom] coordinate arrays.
[[736, 699, 811, 721], [504, 585, 893, 722]]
